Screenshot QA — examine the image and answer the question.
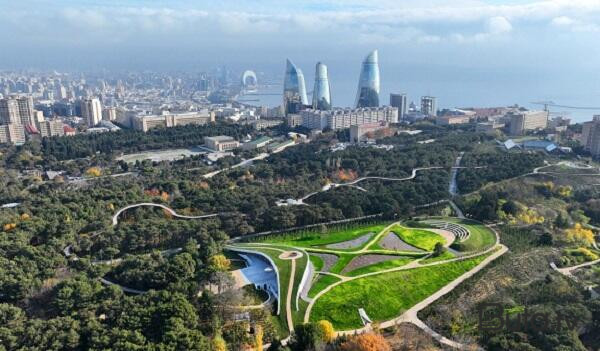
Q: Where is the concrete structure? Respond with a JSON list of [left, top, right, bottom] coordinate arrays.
[[421, 96, 437, 117], [132, 111, 215, 132], [204, 136, 239, 152], [38, 119, 65, 137], [80, 98, 102, 126], [243, 136, 272, 150], [476, 121, 505, 134], [522, 140, 558, 152], [508, 110, 549, 135], [300, 106, 398, 131], [581, 116, 600, 158], [0, 96, 36, 126], [0, 123, 25, 144], [390, 93, 407, 120], [241, 70, 258, 90], [248, 119, 283, 130], [0, 98, 20, 124], [350, 121, 390, 143], [268, 139, 295, 153], [286, 114, 303, 128], [102, 107, 117, 121], [436, 115, 471, 125]]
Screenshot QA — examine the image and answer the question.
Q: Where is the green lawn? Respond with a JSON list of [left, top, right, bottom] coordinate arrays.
[[420, 250, 455, 264], [346, 257, 414, 277], [309, 254, 324, 271], [389, 225, 446, 251], [308, 274, 341, 298], [310, 253, 490, 330], [250, 222, 390, 250], [440, 218, 496, 252], [328, 253, 357, 274]]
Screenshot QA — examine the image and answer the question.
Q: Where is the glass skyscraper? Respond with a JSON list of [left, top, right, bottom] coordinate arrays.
[[283, 59, 308, 115], [355, 50, 380, 108], [312, 62, 331, 110]]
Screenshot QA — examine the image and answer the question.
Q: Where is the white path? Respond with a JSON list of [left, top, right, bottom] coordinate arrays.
[[111, 203, 219, 226], [304, 222, 504, 349]]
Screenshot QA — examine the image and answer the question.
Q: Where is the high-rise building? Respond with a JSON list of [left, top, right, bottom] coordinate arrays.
[[300, 107, 398, 131], [80, 98, 102, 126], [312, 62, 331, 110], [508, 110, 548, 135], [38, 119, 65, 138], [283, 59, 308, 115], [102, 107, 117, 121], [0, 96, 36, 126], [0, 123, 26, 144], [421, 96, 437, 117], [581, 116, 600, 158], [355, 50, 380, 108], [0, 98, 20, 124], [390, 93, 407, 119]]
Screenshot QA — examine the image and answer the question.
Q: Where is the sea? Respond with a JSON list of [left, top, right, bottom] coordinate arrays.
[[238, 65, 600, 124]]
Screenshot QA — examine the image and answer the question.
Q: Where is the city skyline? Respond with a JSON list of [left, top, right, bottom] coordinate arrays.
[[2, 1, 600, 119]]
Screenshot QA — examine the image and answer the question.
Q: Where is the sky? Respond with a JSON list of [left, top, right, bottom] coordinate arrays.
[[1, 0, 600, 118]]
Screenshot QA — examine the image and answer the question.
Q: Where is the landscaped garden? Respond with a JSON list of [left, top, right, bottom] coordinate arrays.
[[229, 217, 500, 333]]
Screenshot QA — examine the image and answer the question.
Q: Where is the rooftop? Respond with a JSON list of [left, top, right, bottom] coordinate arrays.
[[205, 135, 235, 142]]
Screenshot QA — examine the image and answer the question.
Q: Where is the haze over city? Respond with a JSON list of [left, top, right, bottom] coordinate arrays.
[[5, 2, 600, 351], [2, 0, 600, 119]]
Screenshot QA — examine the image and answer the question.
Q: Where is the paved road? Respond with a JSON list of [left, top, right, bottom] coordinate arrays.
[[112, 203, 219, 226], [448, 200, 465, 219], [331, 244, 507, 350], [449, 152, 464, 196], [201, 153, 270, 178], [552, 259, 600, 277], [290, 165, 486, 205]]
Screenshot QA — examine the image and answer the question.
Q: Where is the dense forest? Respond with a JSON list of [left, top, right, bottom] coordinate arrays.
[[0, 122, 577, 350]]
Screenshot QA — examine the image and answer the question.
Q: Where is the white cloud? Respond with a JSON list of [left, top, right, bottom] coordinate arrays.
[[551, 15, 600, 32], [551, 16, 575, 26], [487, 16, 512, 34]]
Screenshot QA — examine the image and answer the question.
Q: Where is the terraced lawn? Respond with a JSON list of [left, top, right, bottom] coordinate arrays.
[[388, 225, 446, 251], [310, 253, 490, 330], [443, 218, 496, 252]]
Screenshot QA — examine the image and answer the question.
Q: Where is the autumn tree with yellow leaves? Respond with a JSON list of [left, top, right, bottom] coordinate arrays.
[[317, 320, 335, 343], [565, 223, 595, 246]]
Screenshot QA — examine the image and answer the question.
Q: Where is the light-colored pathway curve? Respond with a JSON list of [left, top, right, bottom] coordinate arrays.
[[112, 202, 219, 226]]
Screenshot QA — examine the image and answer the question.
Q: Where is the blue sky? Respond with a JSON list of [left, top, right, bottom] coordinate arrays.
[[1, 1, 599, 116]]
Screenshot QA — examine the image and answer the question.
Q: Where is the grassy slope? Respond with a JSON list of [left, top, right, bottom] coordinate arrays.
[[390, 225, 446, 251], [309, 254, 324, 271], [308, 274, 342, 298], [420, 250, 455, 264], [444, 219, 496, 252], [252, 223, 390, 250], [310, 253, 490, 330], [345, 257, 414, 277]]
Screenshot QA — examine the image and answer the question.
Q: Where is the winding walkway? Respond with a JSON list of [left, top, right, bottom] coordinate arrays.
[[111, 203, 219, 226], [303, 223, 505, 349]]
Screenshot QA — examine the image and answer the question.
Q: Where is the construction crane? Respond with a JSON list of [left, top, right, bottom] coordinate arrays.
[[531, 101, 600, 112]]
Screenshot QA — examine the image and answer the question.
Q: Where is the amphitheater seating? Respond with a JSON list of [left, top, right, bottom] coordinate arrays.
[[424, 221, 470, 241]]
